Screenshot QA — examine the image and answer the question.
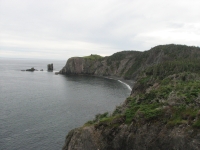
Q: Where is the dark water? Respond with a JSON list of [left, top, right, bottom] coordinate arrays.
[[0, 58, 131, 150]]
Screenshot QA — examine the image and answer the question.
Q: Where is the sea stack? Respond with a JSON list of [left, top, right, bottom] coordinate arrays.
[[47, 64, 53, 71]]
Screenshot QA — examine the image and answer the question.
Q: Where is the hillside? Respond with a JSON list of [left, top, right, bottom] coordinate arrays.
[[59, 44, 200, 80], [61, 44, 200, 150]]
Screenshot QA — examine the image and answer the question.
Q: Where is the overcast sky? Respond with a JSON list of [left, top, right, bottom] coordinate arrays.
[[0, 0, 200, 60]]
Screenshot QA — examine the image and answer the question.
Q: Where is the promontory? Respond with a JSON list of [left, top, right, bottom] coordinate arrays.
[[60, 44, 200, 150]]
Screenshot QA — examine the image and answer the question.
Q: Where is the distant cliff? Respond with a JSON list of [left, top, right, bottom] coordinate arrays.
[[59, 44, 200, 80], [62, 44, 200, 150]]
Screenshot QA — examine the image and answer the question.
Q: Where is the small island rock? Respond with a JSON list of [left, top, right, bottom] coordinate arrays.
[[26, 67, 35, 71], [47, 64, 53, 71]]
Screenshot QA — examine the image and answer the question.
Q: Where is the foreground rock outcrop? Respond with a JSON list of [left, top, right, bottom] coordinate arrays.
[[62, 44, 200, 150], [63, 123, 200, 150]]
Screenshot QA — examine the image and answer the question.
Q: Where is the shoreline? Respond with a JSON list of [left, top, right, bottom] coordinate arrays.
[[58, 73, 135, 91], [117, 80, 132, 91], [102, 76, 134, 91]]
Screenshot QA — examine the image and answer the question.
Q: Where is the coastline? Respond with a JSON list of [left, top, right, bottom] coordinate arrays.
[[117, 80, 132, 91], [102, 76, 134, 91], [58, 73, 134, 91]]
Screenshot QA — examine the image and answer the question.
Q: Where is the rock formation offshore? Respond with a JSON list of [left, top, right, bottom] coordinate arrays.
[[47, 63, 53, 71]]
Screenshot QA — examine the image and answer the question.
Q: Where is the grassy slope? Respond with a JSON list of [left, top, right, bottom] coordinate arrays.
[[85, 45, 200, 129]]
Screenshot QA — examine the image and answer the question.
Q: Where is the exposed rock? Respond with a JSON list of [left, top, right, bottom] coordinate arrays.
[[59, 44, 200, 80], [40, 69, 43, 71], [26, 67, 36, 71], [63, 123, 200, 150], [22, 67, 39, 71], [59, 57, 101, 75], [47, 63, 53, 71], [62, 44, 200, 150]]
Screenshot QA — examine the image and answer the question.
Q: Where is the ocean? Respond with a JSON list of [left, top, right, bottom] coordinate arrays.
[[0, 58, 131, 150]]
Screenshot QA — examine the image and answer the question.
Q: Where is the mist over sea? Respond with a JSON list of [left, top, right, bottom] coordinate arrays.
[[0, 58, 130, 150]]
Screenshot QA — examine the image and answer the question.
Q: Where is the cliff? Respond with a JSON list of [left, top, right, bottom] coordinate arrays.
[[62, 44, 200, 150], [63, 123, 200, 150], [59, 44, 200, 80]]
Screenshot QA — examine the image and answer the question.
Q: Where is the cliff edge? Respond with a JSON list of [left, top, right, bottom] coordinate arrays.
[[62, 44, 200, 150]]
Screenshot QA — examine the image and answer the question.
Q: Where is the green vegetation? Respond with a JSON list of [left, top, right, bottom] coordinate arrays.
[[85, 112, 109, 125], [125, 98, 163, 123], [84, 54, 103, 60], [124, 52, 149, 79], [144, 59, 200, 79], [106, 51, 140, 66], [193, 118, 200, 128], [108, 51, 139, 61], [166, 106, 198, 127], [124, 71, 200, 127], [86, 73, 200, 128], [124, 44, 200, 79], [84, 44, 200, 129], [150, 44, 200, 59], [124, 97, 163, 123]]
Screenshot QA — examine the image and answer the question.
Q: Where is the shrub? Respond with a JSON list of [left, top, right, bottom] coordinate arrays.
[[94, 112, 109, 122], [193, 119, 200, 128]]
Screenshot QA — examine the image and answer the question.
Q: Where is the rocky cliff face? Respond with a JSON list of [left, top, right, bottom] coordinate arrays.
[[62, 44, 200, 150], [59, 57, 103, 75], [63, 123, 200, 150], [59, 52, 143, 79], [59, 44, 200, 80]]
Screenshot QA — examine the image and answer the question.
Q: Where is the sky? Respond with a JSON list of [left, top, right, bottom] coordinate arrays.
[[0, 0, 200, 60]]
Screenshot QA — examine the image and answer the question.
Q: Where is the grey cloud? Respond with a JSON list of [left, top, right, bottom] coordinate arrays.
[[0, 0, 200, 59]]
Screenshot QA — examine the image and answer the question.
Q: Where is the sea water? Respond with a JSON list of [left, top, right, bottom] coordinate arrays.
[[0, 58, 131, 150]]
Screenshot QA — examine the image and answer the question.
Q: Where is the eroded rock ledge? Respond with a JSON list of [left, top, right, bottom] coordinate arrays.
[[63, 123, 200, 150]]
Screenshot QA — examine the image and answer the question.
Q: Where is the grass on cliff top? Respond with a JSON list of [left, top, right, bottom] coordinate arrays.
[[83, 54, 103, 60], [150, 44, 200, 58], [124, 72, 200, 128], [84, 72, 200, 129], [83, 55, 200, 129]]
